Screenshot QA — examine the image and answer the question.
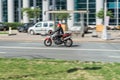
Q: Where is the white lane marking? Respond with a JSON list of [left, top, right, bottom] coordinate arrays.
[[0, 46, 120, 52], [19, 43, 39, 44], [0, 52, 6, 54], [109, 56, 120, 58]]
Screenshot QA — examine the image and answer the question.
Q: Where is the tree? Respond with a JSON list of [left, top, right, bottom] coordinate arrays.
[[54, 11, 71, 31], [55, 11, 71, 23], [22, 7, 41, 22], [56, 13, 70, 20], [96, 9, 113, 19]]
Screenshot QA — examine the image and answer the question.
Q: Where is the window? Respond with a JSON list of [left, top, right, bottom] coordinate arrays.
[[107, 0, 116, 2], [36, 23, 42, 27], [49, 23, 54, 27], [0, 24, 3, 26], [89, 14, 96, 18], [43, 23, 48, 27], [89, 4, 95, 8], [89, 19, 96, 25], [76, 0, 87, 3], [89, 0, 95, 3]]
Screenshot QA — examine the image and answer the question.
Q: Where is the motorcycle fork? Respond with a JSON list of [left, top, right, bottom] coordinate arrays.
[[46, 38, 52, 43]]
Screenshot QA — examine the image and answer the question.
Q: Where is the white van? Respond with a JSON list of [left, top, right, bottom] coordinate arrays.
[[28, 21, 55, 35]]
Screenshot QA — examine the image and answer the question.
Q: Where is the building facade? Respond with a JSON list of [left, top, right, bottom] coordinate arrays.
[[0, 0, 120, 29]]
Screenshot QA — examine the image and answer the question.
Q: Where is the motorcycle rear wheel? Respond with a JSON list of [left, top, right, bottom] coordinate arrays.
[[44, 39, 52, 46], [64, 39, 73, 47]]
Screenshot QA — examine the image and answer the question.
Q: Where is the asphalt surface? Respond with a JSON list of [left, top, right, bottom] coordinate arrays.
[[0, 41, 120, 62]]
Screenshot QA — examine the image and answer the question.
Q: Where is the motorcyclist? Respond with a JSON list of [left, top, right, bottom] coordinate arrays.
[[53, 21, 64, 43]]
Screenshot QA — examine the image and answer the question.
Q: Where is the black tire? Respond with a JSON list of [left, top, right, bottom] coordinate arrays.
[[48, 30, 53, 35], [30, 30, 35, 35], [64, 39, 73, 47], [44, 39, 52, 47]]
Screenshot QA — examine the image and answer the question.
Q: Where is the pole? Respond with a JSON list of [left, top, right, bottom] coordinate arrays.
[[8, 26, 12, 36], [102, 0, 108, 40], [18, 0, 21, 22], [52, 0, 56, 30], [80, 13, 84, 37], [0, 0, 3, 22], [33, 0, 36, 23], [116, 0, 119, 27], [86, 0, 89, 26], [52, 0, 56, 10]]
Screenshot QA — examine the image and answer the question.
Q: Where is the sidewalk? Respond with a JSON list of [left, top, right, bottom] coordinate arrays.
[[0, 30, 120, 42]]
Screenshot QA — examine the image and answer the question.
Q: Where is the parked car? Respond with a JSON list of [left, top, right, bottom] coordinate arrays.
[[0, 22, 9, 31], [70, 22, 89, 33], [28, 21, 55, 35], [17, 23, 34, 32]]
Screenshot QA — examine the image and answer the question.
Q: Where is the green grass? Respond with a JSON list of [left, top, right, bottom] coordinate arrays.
[[0, 58, 120, 80], [0, 31, 8, 34]]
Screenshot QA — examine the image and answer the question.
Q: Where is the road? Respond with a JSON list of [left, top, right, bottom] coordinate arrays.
[[0, 41, 120, 62]]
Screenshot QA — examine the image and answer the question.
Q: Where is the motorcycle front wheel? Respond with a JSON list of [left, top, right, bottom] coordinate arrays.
[[64, 39, 73, 47], [44, 39, 52, 47]]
